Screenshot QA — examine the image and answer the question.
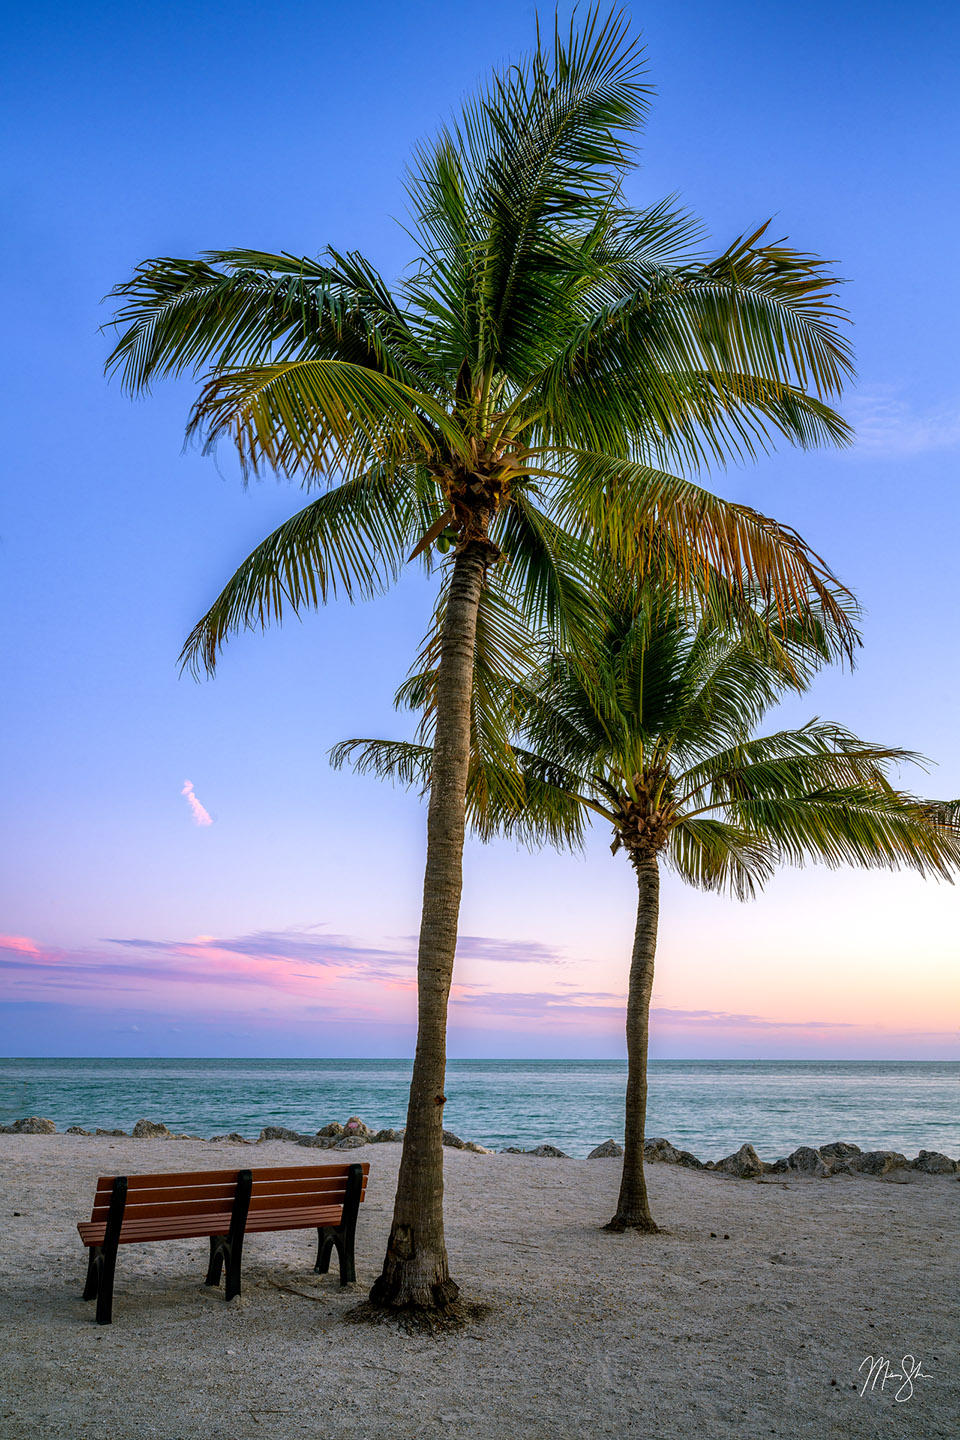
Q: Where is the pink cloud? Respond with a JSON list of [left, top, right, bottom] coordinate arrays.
[[181, 780, 212, 826], [0, 934, 41, 955]]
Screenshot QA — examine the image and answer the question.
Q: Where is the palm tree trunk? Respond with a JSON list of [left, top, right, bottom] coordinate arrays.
[[369, 541, 487, 1313], [606, 853, 660, 1233]]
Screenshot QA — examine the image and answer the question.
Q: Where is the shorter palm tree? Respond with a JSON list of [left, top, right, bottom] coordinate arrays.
[[335, 585, 960, 1232]]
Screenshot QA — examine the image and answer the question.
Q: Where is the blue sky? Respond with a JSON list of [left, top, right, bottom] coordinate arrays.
[[1, 1, 958, 1057]]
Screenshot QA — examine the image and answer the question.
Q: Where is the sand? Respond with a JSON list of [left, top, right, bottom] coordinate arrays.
[[0, 1134, 956, 1439]]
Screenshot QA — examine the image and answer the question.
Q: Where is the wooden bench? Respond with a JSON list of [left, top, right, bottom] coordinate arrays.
[[77, 1161, 369, 1324]]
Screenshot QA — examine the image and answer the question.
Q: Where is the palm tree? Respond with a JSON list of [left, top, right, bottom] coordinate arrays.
[[105, 9, 860, 1314], [336, 582, 960, 1234]]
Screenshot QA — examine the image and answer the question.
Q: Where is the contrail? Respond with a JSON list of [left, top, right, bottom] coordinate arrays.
[[181, 780, 213, 826]]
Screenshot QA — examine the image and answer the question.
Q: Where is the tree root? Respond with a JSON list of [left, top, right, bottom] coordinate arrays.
[[603, 1214, 661, 1234], [343, 1297, 489, 1335]]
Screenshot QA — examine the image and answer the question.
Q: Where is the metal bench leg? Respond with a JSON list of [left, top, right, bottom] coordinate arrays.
[[82, 1247, 101, 1301], [222, 1169, 252, 1303], [95, 1239, 119, 1325], [88, 1175, 127, 1325], [205, 1235, 225, 1287], [314, 1164, 362, 1285], [315, 1229, 336, 1274]]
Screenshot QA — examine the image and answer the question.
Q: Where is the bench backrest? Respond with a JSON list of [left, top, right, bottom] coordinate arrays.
[[88, 1163, 370, 1226]]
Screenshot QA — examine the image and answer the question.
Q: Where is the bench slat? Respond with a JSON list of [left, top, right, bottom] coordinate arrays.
[[89, 1174, 366, 1221], [93, 1163, 364, 1192], [89, 1181, 367, 1226], [78, 1203, 345, 1246]]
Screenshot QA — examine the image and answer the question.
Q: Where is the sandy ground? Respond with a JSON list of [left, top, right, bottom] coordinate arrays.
[[0, 1135, 956, 1440]]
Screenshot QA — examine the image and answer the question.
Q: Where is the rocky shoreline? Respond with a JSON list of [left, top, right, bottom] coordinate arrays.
[[4, 1113, 958, 1177]]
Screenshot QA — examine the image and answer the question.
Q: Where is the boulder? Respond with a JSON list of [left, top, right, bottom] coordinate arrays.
[[95, 1128, 127, 1137], [819, 1141, 862, 1159], [910, 1150, 958, 1175], [588, 1139, 624, 1159], [12, 1117, 57, 1134], [258, 1126, 303, 1143], [676, 1149, 707, 1170], [528, 1144, 569, 1158], [442, 1130, 466, 1149], [209, 1133, 252, 1144], [297, 1135, 333, 1149], [464, 1140, 493, 1153], [644, 1137, 683, 1164], [858, 1150, 908, 1176], [715, 1143, 765, 1179], [65, 1126, 91, 1135], [786, 1146, 822, 1173], [372, 1128, 404, 1143], [343, 1117, 375, 1138], [499, 1146, 525, 1154], [132, 1118, 172, 1139], [767, 1157, 790, 1174], [317, 1122, 344, 1138], [333, 1134, 368, 1150]]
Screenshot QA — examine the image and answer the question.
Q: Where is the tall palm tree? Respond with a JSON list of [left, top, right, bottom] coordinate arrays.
[[336, 582, 960, 1234], [105, 9, 860, 1313]]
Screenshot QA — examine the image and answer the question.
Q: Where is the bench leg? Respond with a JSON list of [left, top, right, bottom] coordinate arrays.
[[314, 1229, 335, 1275], [224, 1232, 245, 1303], [315, 1227, 355, 1286], [82, 1246, 101, 1302], [95, 1240, 119, 1325], [205, 1235, 225, 1287]]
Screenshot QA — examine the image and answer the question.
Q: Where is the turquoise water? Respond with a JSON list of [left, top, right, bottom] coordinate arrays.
[[1, 1059, 957, 1160]]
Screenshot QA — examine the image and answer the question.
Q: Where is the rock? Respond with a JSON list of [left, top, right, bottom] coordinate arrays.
[[132, 1118, 172, 1139], [644, 1137, 683, 1163], [464, 1141, 493, 1153], [316, 1122, 344, 1138], [442, 1130, 466, 1149], [333, 1134, 368, 1150], [715, 1143, 765, 1179], [296, 1135, 333, 1148], [676, 1149, 707, 1170], [786, 1146, 823, 1173], [767, 1157, 790, 1174], [588, 1139, 624, 1159], [819, 1141, 862, 1159], [343, 1117, 374, 1138], [910, 1150, 958, 1174], [95, 1128, 127, 1137], [500, 1146, 525, 1154], [12, 1117, 57, 1134], [858, 1150, 908, 1175], [258, 1126, 303, 1143], [65, 1126, 91, 1135], [372, 1128, 404, 1143], [813, 1160, 834, 1177], [209, 1133, 252, 1144], [528, 1144, 569, 1158]]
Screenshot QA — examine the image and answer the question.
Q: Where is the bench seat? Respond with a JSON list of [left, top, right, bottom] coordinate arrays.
[[77, 1162, 369, 1324]]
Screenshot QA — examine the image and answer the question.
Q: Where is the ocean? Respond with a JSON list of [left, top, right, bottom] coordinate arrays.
[[1, 1058, 956, 1159]]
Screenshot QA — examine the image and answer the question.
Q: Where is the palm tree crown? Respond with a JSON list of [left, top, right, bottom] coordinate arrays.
[[106, 7, 858, 684]]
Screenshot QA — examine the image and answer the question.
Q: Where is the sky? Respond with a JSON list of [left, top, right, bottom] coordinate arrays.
[[1, 0, 958, 1059]]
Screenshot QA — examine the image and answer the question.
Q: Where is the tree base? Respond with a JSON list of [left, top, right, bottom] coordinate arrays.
[[603, 1214, 661, 1234], [344, 1297, 488, 1335]]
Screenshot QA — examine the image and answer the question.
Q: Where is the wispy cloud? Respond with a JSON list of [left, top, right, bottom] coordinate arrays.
[[181, 780, 212, 826], [846, 387, 960, 457], [454, 935, 568, 965]]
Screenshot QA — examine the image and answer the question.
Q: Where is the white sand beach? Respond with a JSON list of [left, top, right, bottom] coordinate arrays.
[[1, 1134, 956, 1439]]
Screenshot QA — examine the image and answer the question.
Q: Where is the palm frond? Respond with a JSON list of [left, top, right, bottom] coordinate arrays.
[[185, 360, 463, 481], [179, 470, 412, 675], [667, 817, 775, 899]]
